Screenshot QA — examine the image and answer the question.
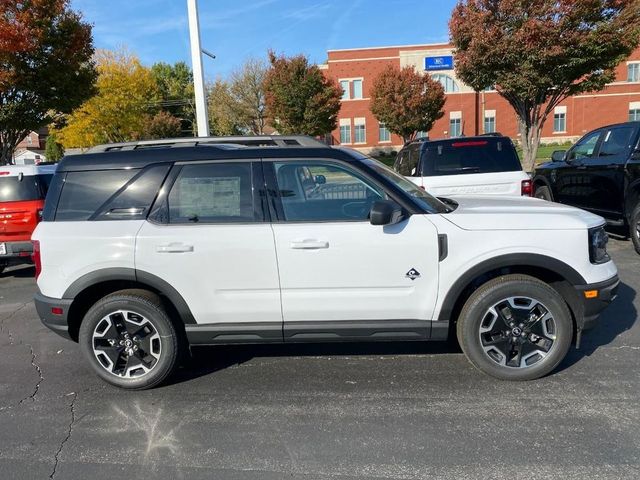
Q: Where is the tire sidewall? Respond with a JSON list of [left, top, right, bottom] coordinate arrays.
[[79, 295, 178, 389], [535, 186, 552, 201], [458, 278, 572, 381], [631, 204, 640, 254]]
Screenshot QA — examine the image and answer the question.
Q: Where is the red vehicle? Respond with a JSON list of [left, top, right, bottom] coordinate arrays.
[[0, 165, 56, 274]]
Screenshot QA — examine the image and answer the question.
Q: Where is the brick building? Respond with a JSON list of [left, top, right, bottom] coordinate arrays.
[[319, 43, 640, 153]]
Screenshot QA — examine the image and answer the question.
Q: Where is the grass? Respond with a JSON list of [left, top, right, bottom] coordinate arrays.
[[516, 142, 574, 165]]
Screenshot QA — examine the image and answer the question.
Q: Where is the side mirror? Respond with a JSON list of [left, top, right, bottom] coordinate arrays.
[[551, 150, 566, 162], [315, 174, 326, 185], [369, 200, 403, 226]]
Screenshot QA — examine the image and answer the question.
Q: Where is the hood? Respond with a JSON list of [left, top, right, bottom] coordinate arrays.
[[440, 195, 605, 231]]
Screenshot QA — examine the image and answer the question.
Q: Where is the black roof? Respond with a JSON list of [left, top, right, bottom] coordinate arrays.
[[57, 145, 361, 172]]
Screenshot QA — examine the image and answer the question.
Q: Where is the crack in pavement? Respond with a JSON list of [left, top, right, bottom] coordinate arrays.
[[0, 303, 28, 344], [49, 392, 77, 480], [19, 343, 44, 404]]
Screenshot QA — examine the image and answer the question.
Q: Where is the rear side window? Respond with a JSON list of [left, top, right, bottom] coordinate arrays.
[[55, 170, 137, 221], [422, 139, 522, 176], [167, 162, 258, 224], [0, 175, 49, 202]]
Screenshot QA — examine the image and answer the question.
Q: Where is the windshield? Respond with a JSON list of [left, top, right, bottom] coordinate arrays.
[[360, 157, 450, 213], [0, 175, 51, 202]]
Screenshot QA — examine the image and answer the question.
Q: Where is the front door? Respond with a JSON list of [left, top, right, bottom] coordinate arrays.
[[555, 130, 603, 208], [266, 159, 440, 341], [135, 161, 282, 335]]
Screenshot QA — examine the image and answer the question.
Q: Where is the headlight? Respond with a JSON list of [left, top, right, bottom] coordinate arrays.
[[588, 225, 610, 264]]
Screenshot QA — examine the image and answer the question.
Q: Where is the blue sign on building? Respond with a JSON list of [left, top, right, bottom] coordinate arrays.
[[424, 56, 454, 71]]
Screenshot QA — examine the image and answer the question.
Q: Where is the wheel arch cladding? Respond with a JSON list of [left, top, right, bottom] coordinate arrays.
[[64, 268, 195, 341], [437, 254, 586, 326]]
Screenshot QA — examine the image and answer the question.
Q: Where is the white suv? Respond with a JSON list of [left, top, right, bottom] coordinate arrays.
[[394, 135, 533, 197], [32, 136, 619, 389]]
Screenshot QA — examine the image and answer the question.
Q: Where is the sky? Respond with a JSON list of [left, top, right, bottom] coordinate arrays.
[[70, 0, 456, 79]]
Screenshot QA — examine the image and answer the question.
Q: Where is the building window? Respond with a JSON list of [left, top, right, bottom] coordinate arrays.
[[352, 79, 363, 99], [379, 122, 390, 142], [339, 119, 351, 144], [484, 110, 496, 133], [354, 118, 366, 143], [432, 74, 459, 93], [415, 131, 428, 139], [339, 80, 350, 100], [449, 117, 462, 137], [628, 63, 640, 82], [553, 107, 566, 133], [630, 102, 640, 121]]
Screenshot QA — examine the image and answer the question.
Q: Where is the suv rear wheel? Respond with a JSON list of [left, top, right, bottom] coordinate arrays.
[[457, 275, 572, 381], [630, 203, 640, 255], [79, 289, 179, 390], [534, 185, 553, 201]]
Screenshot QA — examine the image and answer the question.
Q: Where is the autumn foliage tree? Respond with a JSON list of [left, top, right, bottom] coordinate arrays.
[[230, 58, 268, 135], [137, 111, 182, 140], [264, 51, 341, 136], [450, 0, 640, 172], [0, 0, 96, 164], [370, 65, 446, 143], [57, 50, 160, 148]]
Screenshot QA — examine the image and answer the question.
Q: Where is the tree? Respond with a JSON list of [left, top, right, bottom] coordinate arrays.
[[0, 0, 96, 164], [229, 58, 268, 135], [264, 51, 341, 136], [450, 0, 640, 172], [207, 79, 242, 136], [137, 111, 182, 140], [57, 49, 160, 148], [370, 65, 446, 143], [151, 61, 195, 135], [44, 134, 64, 162]]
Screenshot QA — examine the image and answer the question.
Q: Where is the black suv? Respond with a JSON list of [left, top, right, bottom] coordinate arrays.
[[533, 122, 640, 253]]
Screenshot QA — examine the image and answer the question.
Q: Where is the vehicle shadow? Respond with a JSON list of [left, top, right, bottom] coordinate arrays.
[[0, 264, 35, 278], [558, 281, 637, 371], [169, 337, 463, 386]]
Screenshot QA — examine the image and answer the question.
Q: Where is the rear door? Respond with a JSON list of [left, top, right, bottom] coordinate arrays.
[[135, 160, 283, 332]]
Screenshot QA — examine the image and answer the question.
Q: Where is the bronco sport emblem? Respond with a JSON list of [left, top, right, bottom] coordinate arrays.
[[405, 268, 421, 280]]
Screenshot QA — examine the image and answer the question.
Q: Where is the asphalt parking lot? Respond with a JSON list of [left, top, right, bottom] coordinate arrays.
[[1, 237, 639, 480]]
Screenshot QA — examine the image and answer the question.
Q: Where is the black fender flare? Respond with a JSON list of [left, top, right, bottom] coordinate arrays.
[[436, 253, 586, 322], [63, 268, 196, 324]]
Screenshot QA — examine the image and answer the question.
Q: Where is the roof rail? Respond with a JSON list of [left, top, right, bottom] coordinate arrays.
[[87, 135, 329, 153]]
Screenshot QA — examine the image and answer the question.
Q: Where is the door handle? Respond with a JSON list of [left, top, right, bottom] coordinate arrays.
[[156, 243, 194, 253], [606, 164, 620, 169], [290, 239, 329, 250]]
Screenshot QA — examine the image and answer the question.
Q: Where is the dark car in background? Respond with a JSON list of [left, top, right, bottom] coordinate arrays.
[[533, 122, 640, 254]]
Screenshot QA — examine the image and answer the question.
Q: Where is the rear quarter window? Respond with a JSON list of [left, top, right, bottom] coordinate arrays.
[[422, 139, 522, 176]]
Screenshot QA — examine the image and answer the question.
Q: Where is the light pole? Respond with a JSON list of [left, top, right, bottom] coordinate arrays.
[[187, 0, 210, 137]]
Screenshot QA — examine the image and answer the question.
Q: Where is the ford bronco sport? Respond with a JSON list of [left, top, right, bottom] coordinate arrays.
[[32, 136, 618, 389]]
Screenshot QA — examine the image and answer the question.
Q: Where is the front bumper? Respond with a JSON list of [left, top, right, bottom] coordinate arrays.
[[0, 241, 33, 265], [34, 292, 73, 340], [574, 275, 619, 330]]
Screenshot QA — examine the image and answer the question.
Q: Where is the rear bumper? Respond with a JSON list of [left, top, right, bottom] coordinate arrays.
[[0, 241, 33, 265], [34, 292, 73, 340], [574, 275, 619, 330]]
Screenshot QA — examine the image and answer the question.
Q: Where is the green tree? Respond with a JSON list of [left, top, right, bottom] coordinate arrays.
[[207, 79, 242, 136], [264, 51, 341, 136], [230, 58, 268, 135], [57, 49, 160, 148], [450, 0, 640, 172], [370, 65, 445, 144], [44, 134, 64, 162], [151, 61, 195, 135], [0, 0, 96, 164], [137, 111, 182, 140]]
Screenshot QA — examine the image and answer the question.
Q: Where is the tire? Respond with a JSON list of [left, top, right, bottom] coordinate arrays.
[[630, 203, 640, 255], [456, 274, 572, 381], [0, 263, 5, 275], [79, 289, 179, 390], [534, 185, 553, 201]]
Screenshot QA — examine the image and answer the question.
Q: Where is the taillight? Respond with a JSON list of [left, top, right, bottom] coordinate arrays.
[[521, 179, 533, 196], [32, 240, 41, 280]]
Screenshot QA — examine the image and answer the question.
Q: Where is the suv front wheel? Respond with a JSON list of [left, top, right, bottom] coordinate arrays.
[[630, 203, 640, 255], [457, 275, 572, 381], [79, 290, 179, 389]]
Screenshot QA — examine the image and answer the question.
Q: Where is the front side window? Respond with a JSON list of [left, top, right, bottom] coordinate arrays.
[[553, 113, 566, 132], [449, 118, 461, 137], [339, 80, 350, 100], [352, 79, 363, 99], [273, 161, 384, 222], [394, 148, 419, 176], [567, 131, 601, 161], [598, 127, 635, 157], [628, 63, 640, 82], [167, 162, 257, 224]]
